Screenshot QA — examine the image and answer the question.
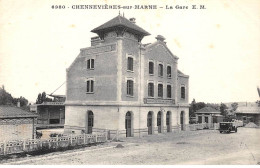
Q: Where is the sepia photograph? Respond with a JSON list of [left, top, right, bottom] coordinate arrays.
[[0, 0, 259, 165]]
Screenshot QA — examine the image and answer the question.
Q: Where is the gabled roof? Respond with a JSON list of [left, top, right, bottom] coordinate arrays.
[[0, 106, 37, 118], [195, 107, 221, 114], [144, 41, 179, 60], [91, 15, 150, 36]]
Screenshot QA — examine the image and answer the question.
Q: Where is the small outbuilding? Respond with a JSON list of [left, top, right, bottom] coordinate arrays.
[[195, 107, 223, 124], [236, 106, 260, 126], [0, 106, 37, 142]]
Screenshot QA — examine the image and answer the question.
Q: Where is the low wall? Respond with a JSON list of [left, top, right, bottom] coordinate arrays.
[[0, 133, 107, 156]]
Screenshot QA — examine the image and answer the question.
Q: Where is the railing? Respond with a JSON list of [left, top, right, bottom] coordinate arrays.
[[183, 123, 220, 131], [0, 133, 107, 156]]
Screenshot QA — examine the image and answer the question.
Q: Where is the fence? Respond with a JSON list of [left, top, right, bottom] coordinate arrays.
[[183, 123, 220, 131], [0, 133, 107, 156]]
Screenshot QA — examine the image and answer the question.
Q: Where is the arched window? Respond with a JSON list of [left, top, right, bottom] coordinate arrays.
[[148, 83, 154, 97], [167, 85, 171, 98], [167, 66, 171, 78], [158, 64, 163, 77], [158, 84, 163, 98], [149, 62, 154, 75], [181, 86, 185, 99], [127, 57, 134, 71], [127, 80, 134, 96]]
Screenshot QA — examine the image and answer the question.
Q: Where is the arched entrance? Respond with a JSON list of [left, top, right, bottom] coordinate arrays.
[[125, 111, 132, 137], [157, 111, 162, 133], [147, 111, 153, 135], [166, 111, 172, 132], [180, 111, 184, 131], [87, 111, 94, 134]]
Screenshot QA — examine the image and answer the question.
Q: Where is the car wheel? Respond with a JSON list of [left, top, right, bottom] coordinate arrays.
[[219, 131, 222, 133], [235, 128, 237, 132]]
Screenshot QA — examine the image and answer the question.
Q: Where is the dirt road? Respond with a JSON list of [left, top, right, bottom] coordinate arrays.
[[3, 127, 260, 165]]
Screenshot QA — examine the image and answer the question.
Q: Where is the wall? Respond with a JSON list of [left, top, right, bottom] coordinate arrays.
[[177, 75, 189, 104], [66, 43, 118, 102], [0, 117, 36, 142]]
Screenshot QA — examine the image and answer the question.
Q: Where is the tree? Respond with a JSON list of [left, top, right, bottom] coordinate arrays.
[[36, 93, 42, 104], [0, 85, 14, 105], [189, 99, 206, 117], [41, 92, 46, 102], [231, 102, 238, 112], [220, 103, 228, 117]]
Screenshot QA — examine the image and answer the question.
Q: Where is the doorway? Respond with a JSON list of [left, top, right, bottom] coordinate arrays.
[[125, 112, 132, 137], [87, 111, 94, 134], [147, 111, 153, 135]]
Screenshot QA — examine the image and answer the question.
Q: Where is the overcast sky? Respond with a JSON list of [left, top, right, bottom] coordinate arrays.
[[0, 0, 259, 104]]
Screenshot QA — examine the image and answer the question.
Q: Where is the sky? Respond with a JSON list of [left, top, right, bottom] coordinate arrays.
[[0, 0, 259, 104]]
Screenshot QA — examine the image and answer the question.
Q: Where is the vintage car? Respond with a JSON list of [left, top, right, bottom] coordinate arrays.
[[219, 122, 238, 133]]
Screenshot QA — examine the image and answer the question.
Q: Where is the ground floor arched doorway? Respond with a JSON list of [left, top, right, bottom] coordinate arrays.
[[87, 111, 94, 134], [180, 111, 184, 131], [147, 111, 153, 135], [125, 111, 133, 137], [166, 111, 172, 132], [157, 111, 162, 133]]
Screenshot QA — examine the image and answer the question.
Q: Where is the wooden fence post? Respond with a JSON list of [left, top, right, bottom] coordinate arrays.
[[105, 130, 107, 141], [3, 141, 6, 155], [83, 133, 86, 144], [95, 134, 98, 143], [70, 134, 73, 145], [116, 130, 119, 141], [56, 135, 59, 148], [23, 139, 26, 152]]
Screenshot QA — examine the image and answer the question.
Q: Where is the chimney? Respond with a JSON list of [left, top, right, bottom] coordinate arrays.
[[17, 101, 20, 108], [129, 18, 136, 24], [155, 35, 166, 44]]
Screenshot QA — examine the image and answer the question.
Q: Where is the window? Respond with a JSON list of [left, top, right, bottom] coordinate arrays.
[[127, 57, 133, 71], [87, 59, 94, 69], [86, 80, 94, 93], [127, 80, 134, 96], [158, 64, 163, 77], [167, 85, 171, 98], [181, 86, 185, 99], [158, 84, 163, 98], [167, 66, 171, 78], [148, 83, 154, 97], [149, 62, 154, 75]]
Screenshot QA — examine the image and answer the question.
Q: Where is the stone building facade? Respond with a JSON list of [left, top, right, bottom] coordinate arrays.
[[64, 15, 189, 138]]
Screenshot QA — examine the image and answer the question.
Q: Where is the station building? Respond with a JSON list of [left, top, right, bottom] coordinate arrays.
[[64, 15, 189, 138]]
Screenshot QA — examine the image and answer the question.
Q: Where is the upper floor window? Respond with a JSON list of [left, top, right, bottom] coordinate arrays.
[[127, 57, 134, 71], [167, 66, 171, 78], [181, 86, 185, 99], [149, 62, 154, 75], [167, 85, 172, 98], [127, 80, 134, 96], [148, 83, 154, 97], [158, 64, 163, 77], [86, 80, 94, 93], [87, 59, 94, 69], [158, 84, 163, 98]]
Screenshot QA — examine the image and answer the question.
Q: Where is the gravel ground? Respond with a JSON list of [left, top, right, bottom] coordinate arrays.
[[2, 127, 260, 165]]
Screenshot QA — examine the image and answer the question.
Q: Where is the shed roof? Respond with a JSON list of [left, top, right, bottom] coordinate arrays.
[[195, 107, 221, 114], [236, 106, 260, 114], [0, 106, 37, 118], [91, 15, 150, 36]]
